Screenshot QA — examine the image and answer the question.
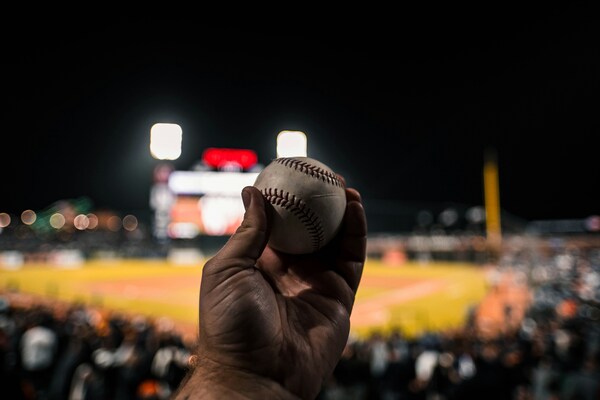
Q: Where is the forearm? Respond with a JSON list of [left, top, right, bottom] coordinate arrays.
[[173, 357, 301, 400]]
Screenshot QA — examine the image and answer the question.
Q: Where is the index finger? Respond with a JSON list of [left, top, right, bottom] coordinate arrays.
[[335, 188, 367, 293]]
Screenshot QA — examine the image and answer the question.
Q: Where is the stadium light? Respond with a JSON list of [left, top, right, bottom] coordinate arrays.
[[150, 123, 182, 160], [277, 130, 307, 158]]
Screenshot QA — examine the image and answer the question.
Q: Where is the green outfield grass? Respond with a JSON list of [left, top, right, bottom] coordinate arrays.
[[0, 259, 488, 338]]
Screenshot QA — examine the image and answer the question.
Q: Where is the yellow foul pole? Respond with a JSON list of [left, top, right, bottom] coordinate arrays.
[[484, 150, 502, 253]]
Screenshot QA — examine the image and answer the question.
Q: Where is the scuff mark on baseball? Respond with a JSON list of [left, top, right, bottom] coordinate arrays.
[[253, 157, 347, 254]]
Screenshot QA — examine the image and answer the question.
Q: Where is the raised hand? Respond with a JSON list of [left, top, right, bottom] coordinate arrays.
[[175, 185, 367, 400]]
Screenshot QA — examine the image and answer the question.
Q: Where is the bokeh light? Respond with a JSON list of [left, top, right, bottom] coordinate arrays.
[[439, 208, 459, 227], [0, 213, 11, 228], [21, 210, 37, 225], [74, 214, 90, 230], [466, 206, 486, 224], [123, 215, 138, 231], [107, 216, 122, 232], [87, 213, 98, 229], [416, 210, 433, 227], [585, 215, 600, 232], [49, 213, 66, 229]]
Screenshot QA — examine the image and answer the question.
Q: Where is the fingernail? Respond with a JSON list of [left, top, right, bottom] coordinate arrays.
[[242, 187, 251, 210]]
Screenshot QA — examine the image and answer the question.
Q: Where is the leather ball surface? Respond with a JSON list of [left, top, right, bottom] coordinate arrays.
[[253, 157, 346, 254]]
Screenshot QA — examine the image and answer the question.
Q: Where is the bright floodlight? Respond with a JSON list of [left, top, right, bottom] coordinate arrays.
[[150, 123, 182, 160], [277, 130, 307, 158]]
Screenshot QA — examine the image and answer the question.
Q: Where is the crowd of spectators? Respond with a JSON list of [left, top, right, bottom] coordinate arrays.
[[319, 240, 600, 400], [0, 294, 192, 400], [1, 237, 599, 399]]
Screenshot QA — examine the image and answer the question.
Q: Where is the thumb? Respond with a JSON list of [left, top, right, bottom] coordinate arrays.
[[205, 186, 270, 270]]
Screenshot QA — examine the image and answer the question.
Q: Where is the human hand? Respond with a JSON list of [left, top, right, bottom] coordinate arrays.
[[174, 185, 367, 400]]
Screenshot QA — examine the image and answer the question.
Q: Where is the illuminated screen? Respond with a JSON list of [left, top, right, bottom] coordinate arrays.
[[167, 171, 260, 238]]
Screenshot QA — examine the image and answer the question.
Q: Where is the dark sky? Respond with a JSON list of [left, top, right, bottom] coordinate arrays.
[[2, 6, 599, 227]]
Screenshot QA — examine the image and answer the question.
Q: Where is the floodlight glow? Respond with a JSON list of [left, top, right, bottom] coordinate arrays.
[[150, 123, 182, 160], [277, 130, 307, 158]]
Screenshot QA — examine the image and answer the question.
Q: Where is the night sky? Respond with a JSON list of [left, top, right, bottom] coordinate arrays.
[[2, 6, 599, 229]]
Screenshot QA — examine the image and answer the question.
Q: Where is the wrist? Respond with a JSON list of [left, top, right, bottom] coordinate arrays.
[[174, 356, 301, 400]]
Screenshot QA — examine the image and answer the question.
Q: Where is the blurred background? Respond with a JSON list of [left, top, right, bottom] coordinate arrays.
[[1, 5, 599, 400]]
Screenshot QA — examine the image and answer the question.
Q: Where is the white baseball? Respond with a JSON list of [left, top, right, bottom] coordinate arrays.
[[253, 157, 347, 254]]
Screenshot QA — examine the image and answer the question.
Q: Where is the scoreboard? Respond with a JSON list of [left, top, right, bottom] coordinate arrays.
[[151, 148, 262, 239], [168, 170, 259, 237]]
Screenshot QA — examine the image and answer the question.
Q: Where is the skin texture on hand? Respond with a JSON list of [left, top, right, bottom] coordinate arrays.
[[174, 185, 367, 400]]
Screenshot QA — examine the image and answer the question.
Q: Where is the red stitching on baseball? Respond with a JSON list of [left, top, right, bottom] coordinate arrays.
[[261, 188, 325, 250], [275, 158, 344, 187]]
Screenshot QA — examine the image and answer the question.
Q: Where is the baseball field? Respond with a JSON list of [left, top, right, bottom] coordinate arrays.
[[0, 259, 493, 340]]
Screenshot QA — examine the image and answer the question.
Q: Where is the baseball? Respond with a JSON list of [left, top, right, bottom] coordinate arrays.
[[253, 157, 347, 254]]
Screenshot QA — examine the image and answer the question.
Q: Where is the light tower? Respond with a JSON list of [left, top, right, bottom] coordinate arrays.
[[150, 123, 182, 160], [277, 130, 307, 158], [149, 123, 181, 241]]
